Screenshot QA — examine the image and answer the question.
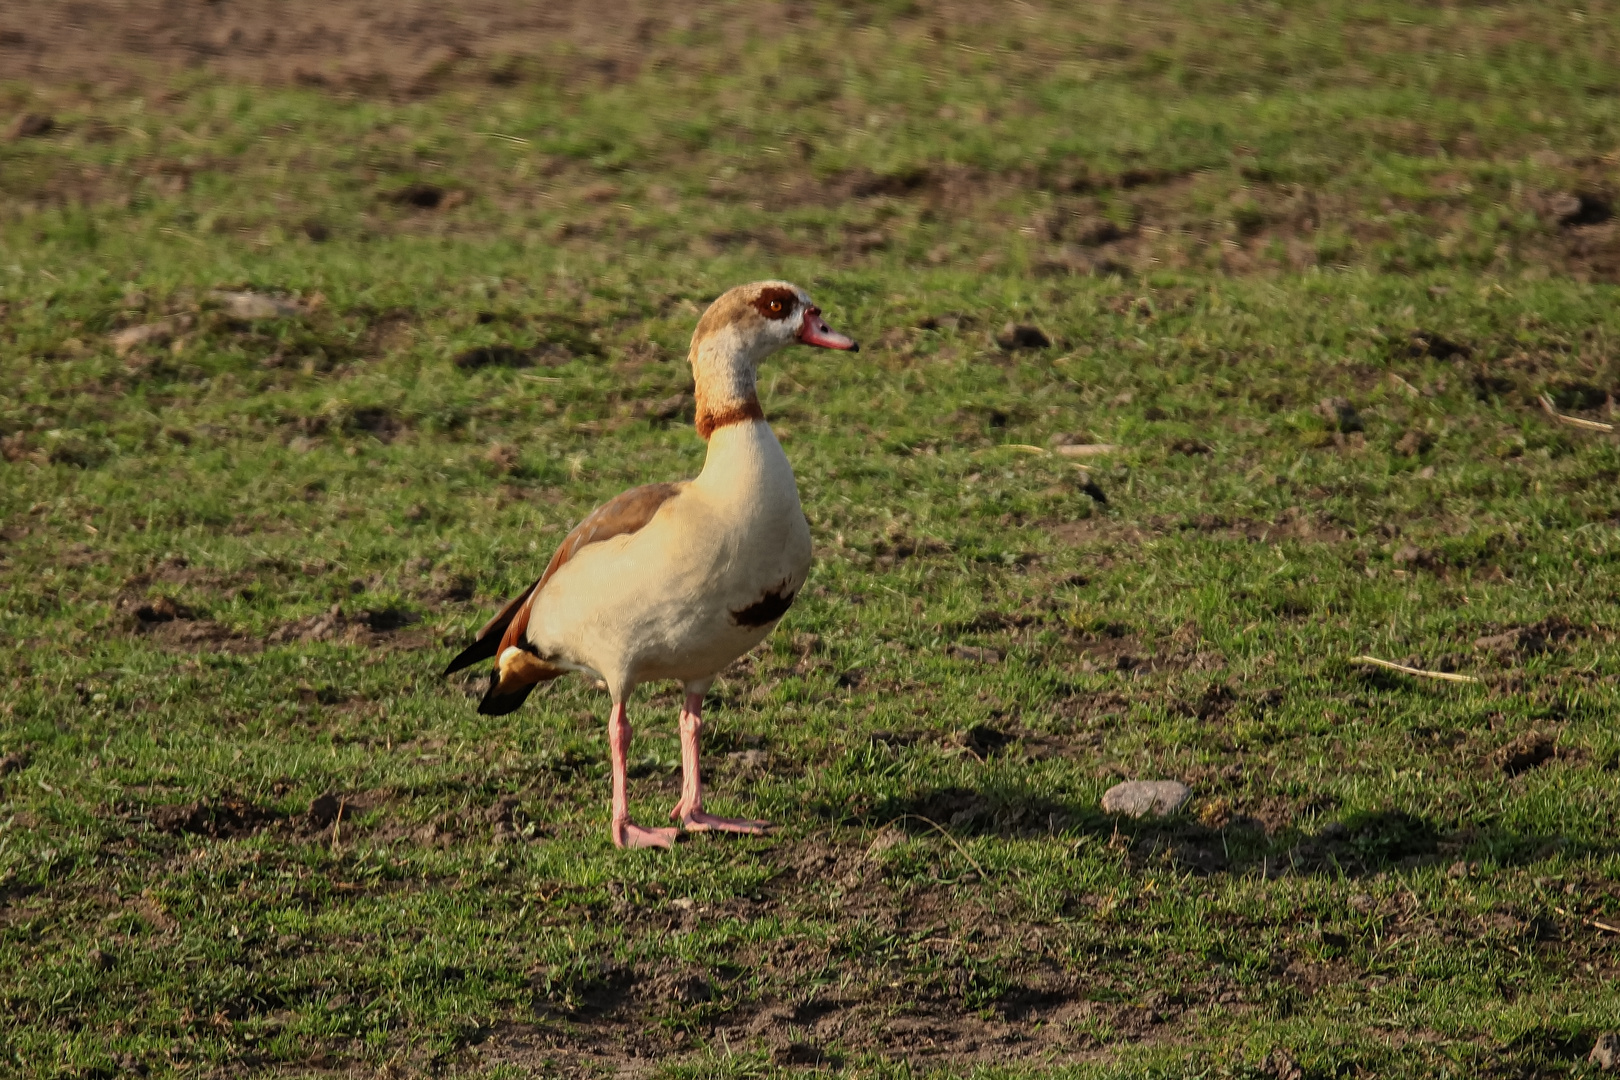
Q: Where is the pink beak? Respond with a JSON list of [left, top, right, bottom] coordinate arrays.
[[797, 306, 859, 351]]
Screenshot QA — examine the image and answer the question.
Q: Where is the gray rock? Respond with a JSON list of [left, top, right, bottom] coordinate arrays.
[[1101, 780, 1191, 819], [1592, 1033, 1620, 1071]]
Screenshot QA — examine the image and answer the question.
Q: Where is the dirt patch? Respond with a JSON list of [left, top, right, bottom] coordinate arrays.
[[266, 603, 430, 649], [1492, 732, 1558, 777], [138, 616, 258, 653], [1474, 616, 1584, 660], [1174, 509, 1351, 545], [143, 795, 283, 838], [468, 864, 1179, 1072], [0, 0, 804, 98]]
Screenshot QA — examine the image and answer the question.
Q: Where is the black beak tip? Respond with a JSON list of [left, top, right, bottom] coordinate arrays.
[[849, 341, 860, 353]]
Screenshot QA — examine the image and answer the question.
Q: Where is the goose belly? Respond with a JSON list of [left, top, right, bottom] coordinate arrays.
[[527, 497, 811, 690]]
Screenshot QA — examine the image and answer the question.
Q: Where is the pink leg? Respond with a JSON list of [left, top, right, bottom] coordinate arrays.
[[669, 691, 771, 835], [608, 701, 679, 850]]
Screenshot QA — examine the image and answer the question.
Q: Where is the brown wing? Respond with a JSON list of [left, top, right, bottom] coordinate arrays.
[[442, 481, 685, 676]]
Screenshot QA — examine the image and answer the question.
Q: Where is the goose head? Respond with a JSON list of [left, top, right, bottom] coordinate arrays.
[[689, 281, 857, 438], [691, 281, 858, 367]]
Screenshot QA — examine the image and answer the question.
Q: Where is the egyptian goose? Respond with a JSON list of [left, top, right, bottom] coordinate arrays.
[[445, 281, 858, 848]]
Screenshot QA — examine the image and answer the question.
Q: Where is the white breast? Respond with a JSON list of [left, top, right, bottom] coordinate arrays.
[[524, 421, 811, 696]]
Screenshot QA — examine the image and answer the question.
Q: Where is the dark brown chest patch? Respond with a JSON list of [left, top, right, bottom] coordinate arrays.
[[731, 581, 798, 627]]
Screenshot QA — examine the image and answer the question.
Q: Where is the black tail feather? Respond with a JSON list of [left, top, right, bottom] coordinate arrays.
[[443, 635, 500, 677], [443, 579, 539, 677], [477, 675, 538, 716]]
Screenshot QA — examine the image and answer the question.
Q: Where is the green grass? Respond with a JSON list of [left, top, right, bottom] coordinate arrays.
[[5, 1, 1620, 1076]]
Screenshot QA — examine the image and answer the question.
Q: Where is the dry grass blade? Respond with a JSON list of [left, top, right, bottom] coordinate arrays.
[[1539, 394, 1615, 433], [1556, 906, 1620, 934], [888, 814, 991, 881], [1350, 655, 1480, 684], [1055, 443, 1118, 458]]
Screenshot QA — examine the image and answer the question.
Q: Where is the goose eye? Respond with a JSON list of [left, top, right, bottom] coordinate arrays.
[[753, 288, 797, 320]]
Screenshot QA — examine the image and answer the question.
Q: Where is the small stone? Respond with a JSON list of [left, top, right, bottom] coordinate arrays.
[[946, 644, 1002, 664], [1101, 780, 1191, 819], [995, 322, 1051, 350], [1592, 1033, 1620, 1072]]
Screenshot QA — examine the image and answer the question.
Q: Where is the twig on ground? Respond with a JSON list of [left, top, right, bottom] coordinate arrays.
[[1055, 443, 1118, 458], [1556, 906, 1620, 934], [1350, 655, 1479, 684], [1540, 394, 1615, 433]]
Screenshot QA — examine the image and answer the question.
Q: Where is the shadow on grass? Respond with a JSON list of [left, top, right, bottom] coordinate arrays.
[[846, 784, 1606, 878]]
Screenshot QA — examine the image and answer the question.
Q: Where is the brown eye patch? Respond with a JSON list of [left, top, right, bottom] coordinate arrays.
[[752, 286, 798, 321]]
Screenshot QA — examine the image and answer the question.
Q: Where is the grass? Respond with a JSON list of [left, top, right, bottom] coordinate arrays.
[[4, 0, 1620, 1075]]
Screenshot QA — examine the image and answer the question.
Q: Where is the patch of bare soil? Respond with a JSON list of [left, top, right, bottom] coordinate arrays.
[[119, 585, 262, 653], [119, 578, 432, 651], [141, 795, 283, 838], [1491, 732, 1560, 777], [138, 615, 258, 653], [1175, 507, 1351, 545], [265, 602, 430, 649], [1473, 616, 1585, 661], [461, 844, 1189, 1072], [1071, 629, 1223, 678], [0, 0, 808, 97]]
